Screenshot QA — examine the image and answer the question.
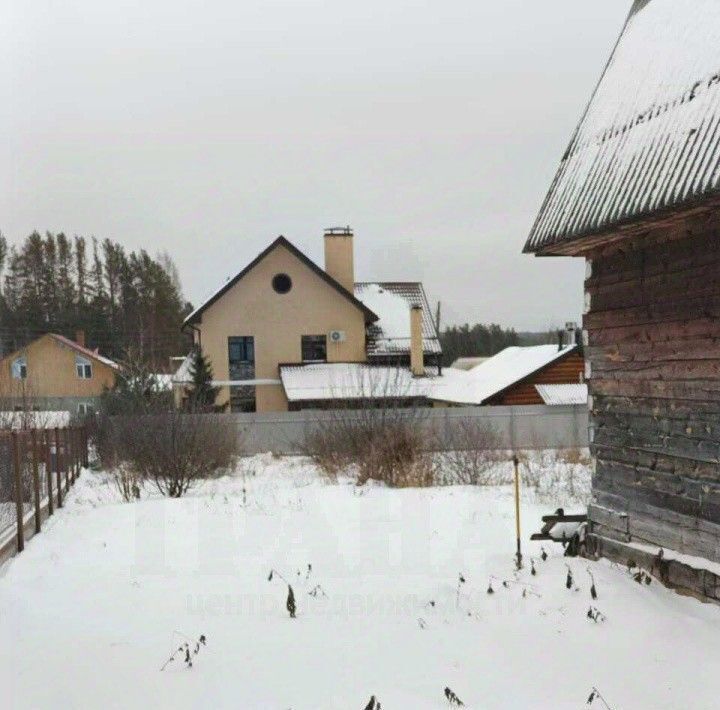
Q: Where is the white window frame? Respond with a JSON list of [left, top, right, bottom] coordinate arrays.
[[11, 356, 27, 380], [77, 402, 94, 416], [76, 356, 93, 379]]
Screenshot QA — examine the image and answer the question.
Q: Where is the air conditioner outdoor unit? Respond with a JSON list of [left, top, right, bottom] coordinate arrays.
[[328, 330, 346, 343]]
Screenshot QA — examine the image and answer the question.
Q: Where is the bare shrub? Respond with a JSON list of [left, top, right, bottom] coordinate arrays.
[[517, 449, 592, 505], [555, 447, 591, 467], [301, 368, 435, 488], [356, 419, 437, 488], [97, 411, 240, 498], [111, 463, 142, 502], [434, 418, 504, 486], [304, 407, 435, 488]]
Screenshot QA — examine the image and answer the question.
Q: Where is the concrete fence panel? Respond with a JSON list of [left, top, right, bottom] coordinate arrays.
[[224, 404, 589, 455]]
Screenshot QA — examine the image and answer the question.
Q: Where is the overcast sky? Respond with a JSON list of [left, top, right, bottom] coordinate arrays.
[[2, 0, 630, 331]]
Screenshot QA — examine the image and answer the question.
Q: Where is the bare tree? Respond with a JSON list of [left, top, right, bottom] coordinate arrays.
[[98, 410, 240, 498], [302, 366, 436, 487]]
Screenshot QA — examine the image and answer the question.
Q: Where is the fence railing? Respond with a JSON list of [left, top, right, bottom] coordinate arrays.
[[0, 426, 88, 564]]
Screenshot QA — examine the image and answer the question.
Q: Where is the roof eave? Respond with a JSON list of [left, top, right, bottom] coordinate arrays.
[[526, 188, 720, 257]]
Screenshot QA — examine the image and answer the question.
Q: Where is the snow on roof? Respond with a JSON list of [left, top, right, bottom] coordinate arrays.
[[450, 356, 490, 371], [429, 345, 579, 405], [49, 334, 119, 370], [280, 363, 431, 402], [151, 374, 174, 391], [354, 282, 442, 356], [526, 0, 720, 253], [535, 383, 588, 406], [171, 353, 194, 384]]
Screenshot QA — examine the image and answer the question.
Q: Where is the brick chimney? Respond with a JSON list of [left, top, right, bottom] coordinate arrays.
[[75, 330, 86, 348], [323, 226, 354, 293], [410, 305, 424, 377]]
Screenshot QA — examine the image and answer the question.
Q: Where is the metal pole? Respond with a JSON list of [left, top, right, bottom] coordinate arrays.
[[513, 455, 522, 569]]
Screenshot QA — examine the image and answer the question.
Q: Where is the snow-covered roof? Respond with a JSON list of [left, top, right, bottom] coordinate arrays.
[[171, 353, 194, 384], [151, 374, 174, 391], [535, 383, 588, 406], [354, 282, 442, 356], [450, 356, 490, 371], [280, 363, 431, 402], [526, 0, 720, 253], [429, 345, 579, 405]]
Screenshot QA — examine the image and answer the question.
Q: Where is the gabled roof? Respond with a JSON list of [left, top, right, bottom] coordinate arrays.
[[429, 345, 579, 405], [354, 282, 442, 356], [525, 0, 720, 254], [184, 236, 378, 326], [48, 334, 119, 369]]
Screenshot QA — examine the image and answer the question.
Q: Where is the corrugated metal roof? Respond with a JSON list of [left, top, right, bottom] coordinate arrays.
[[354, 282, 442, 356], [535, 383, 588, 406], [525, 0, 720, 253]]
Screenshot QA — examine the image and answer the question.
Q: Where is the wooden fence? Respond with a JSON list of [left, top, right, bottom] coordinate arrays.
[[0, 426, 88, 564]]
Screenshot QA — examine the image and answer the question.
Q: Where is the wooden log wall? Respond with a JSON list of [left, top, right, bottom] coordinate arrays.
[[585, 225, 720, 564]]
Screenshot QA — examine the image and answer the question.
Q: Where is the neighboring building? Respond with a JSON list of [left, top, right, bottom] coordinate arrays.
[[0, 332, 119, 415], [430, 343, 583, 406], [182, 228, 442, 412], [524, 0, 720, 597]]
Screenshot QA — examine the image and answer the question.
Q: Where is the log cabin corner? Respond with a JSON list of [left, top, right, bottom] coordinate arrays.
[[524, 0, 720, 601]]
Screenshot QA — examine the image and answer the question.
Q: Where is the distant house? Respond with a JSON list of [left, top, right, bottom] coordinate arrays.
[[524, 1, 720, 597], [182, 228, 442, 412], [430, 343, 584, 406], [0, 332, 119, 415]]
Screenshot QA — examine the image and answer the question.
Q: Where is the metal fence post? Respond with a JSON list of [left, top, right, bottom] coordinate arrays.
[[31, 429, 41, 534], [12, 431, 24, 553]]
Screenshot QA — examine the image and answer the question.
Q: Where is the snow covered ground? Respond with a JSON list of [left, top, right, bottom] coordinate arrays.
[[1, 454, 720, 709]]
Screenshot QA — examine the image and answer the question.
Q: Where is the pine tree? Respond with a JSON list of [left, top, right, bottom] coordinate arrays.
[[187, 348, 219, 411], [0, 230, 192, 363]]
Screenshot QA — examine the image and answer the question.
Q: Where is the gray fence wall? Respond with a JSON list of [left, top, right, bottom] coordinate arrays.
[[227, 404, 589, 455]]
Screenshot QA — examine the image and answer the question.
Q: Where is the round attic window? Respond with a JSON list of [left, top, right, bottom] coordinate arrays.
[[272, 273, 292, 294]]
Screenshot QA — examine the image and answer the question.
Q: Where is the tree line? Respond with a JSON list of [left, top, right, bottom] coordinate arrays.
[[440, 323, 570, 366], [0, 231, 192, 366], [440, 323, 520, 366]]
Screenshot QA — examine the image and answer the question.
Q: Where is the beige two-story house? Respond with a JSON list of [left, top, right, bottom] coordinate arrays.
[[0, 332, 119, 415], [181, 227, 442, 412]]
